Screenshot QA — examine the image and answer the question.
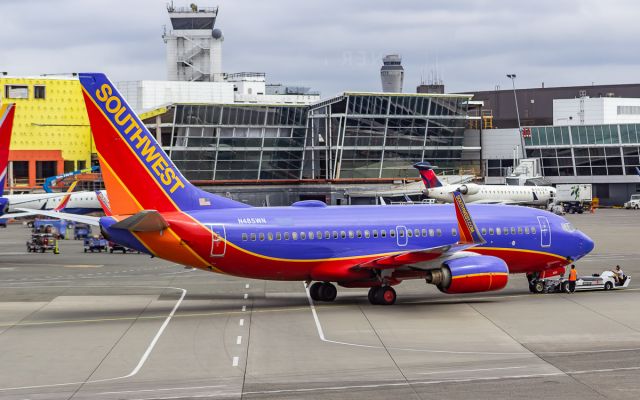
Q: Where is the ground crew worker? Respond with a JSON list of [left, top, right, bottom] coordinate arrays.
[[568, 264, 577, 293]]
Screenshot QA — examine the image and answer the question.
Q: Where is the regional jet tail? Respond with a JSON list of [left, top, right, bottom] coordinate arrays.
[[414, 162, 556, 206], [31, 73, 594, 305], [0, 103, 16, 216]]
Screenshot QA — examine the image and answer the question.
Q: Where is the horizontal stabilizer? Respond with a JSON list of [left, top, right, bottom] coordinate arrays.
[[16, 208, 100, 226], [110, 210, 169, 232]]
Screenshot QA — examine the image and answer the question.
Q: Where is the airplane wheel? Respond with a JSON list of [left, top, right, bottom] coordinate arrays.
[[533, 281, 545, 294], [319, 282, 337, 302], [368, 287, 380, 304], [375, 286, 396, 305], [309, 282, 323, 301]]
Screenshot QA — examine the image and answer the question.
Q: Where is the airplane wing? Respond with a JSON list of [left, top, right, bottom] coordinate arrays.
[[16, 208, 100, 226], [352, 191, 485, 271]]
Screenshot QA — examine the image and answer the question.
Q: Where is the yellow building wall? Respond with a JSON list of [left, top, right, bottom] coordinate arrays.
[[0, 76, 94, 168]]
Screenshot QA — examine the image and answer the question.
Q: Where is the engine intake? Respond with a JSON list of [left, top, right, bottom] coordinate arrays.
[[457, 184, 480, 195], [426, 255, 509, 294]]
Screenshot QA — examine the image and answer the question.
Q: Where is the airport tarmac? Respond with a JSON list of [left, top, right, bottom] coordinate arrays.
[[0, 209, 638, 400]]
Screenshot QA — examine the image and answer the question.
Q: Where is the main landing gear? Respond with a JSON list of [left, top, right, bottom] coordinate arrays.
[[309, 282, 337, 302], [527, 272, 545, 294], [368, 286, 396, 305]]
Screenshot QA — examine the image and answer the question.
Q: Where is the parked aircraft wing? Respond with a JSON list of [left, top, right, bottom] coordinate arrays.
[[16, 208, 100, 226], [110, 210, 169, 232]]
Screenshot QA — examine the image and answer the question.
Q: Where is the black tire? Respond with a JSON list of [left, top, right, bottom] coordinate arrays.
[[534, 281, 545, 294], [309, 282, 323, 301], [319, 282, 337, 302], [368, 287, 379, 304], [110, 249, 114, 253], [374, 286, 396, 305], [604, 281, 613, 290], [84, 248, 87, 253], [561, 281, 570, 293]]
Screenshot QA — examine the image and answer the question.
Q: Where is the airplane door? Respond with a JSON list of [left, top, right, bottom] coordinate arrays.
[[206, 224, 226, 257], [396, 225, 408, 247], [537, 216, 551, 248]]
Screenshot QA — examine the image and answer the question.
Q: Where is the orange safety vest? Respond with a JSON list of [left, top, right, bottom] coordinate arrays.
[[569, 269, 577, 281]]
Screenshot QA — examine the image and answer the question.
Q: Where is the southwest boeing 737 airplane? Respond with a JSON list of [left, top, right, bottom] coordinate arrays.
[[0, 103, 16, 216], [30, 73, 594, 305]]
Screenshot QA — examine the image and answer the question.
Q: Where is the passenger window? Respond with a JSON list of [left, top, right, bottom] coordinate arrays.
[[284, 232, 290, 240], [268, 232, 273, 240], [356, 230, 362, 238], [259, 233, 265, 241], [317, 231, 322, 239], [496, 228, 501, 235], [524, 227, 530, 234], [341, 231, 346, 239], [292, 232, 298, 240], [300, 232, 306, 240], [348, 231, 354, 238], [390, 230, 396, 238], [436, 229, 442, 237], [421, 228, 427, 237], [489, 228, 494, 235], [407, 230, 412, 237], [399, 230, 405, 238], [364, 230, 370, 238], [333, 231, 339, 239], [250, 233, 256, 241], [451, 228, 457, 236], [325, 231, 331, 239], [429, 228, 434, 237], [276, 232, 282, 240], [373, 230, 378, 238], [531, 227, 537, 234], [309, 232, 315, 239], [518, 227, 523, 234], [381, 230, 387, 238], [511, 227, 516, 235], [481, 228, 487, 235], [242, 233, 248, 241], [503, 227, 508, 235], [414, 228, 420, 237]]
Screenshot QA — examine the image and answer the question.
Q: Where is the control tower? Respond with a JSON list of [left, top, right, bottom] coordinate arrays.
[[163, 3, 224, 82], [380, 54, 404, 92]]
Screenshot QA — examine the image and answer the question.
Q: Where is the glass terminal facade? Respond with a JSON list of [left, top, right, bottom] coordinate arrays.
[[522, 124, 640, 177], [141, 92, 477, 182]]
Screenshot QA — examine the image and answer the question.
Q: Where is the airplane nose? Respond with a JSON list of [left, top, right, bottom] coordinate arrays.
[[579, 232, 595, 255]]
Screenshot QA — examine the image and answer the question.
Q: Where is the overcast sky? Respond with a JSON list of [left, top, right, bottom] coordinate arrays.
[[2, 0, 640, 96]]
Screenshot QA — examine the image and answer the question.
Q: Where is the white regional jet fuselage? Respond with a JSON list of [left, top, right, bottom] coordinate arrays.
[[426, 183, 556, 206], [5, 191, 105, 215]]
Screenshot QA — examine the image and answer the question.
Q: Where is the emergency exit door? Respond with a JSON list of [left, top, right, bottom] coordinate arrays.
[[206, 224, 226, 257], [537, 216, 551, 248]]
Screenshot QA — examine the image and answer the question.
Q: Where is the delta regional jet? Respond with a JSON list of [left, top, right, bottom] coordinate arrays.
[[415, 162, 557, 206], [30, 73, 594, 305]]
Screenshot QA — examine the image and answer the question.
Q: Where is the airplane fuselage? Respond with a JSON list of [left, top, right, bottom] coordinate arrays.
[[427, 185, 556, 206], [6, 191, 104, 215], [101, 203, 592, 284]]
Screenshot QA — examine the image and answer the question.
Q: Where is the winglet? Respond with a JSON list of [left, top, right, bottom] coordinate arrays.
[[96, 191, 112, 216], [452, 191, 485, 245], [0, 104, 16, 192], [413, 162, 443, 189]]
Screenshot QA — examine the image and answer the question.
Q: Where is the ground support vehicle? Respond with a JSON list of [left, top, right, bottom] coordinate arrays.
[[624, 194, 640, 209], [535, 271, 631, 293], [108, 241, 140, 254], [83, 237, 108, 253], [27, 233, 59, 253]]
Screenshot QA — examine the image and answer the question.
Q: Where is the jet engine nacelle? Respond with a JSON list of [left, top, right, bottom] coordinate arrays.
[[426, 255, 509, 294], [457, 184, 480, 195], [0, 198, 8, 215]]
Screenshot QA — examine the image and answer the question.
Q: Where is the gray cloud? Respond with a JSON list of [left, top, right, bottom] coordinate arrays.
[[1, 0, 639, 96]]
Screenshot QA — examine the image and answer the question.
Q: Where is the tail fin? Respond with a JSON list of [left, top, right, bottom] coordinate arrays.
[[413, 161, 443, 189], [96, 190, 113, 216], [78, 73, 249, 215], [53, 181, 78, 212], [0, 104, 16, 192], [452, 191, 485, 245]]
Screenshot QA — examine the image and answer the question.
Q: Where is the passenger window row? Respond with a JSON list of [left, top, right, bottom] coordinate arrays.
[[240, 227, 452, 242], [480, 226, 537, 236]]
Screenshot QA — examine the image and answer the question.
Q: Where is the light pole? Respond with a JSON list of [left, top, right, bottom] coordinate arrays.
[[507, 73, 525, 163]]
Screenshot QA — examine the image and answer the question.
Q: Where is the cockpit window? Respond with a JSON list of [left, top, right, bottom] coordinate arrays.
[[562, 222, 577, 232]]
